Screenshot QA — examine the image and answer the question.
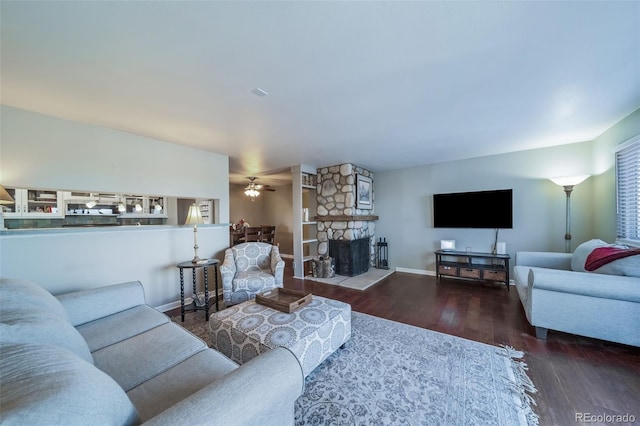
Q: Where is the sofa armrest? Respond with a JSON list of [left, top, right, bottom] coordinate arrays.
[[57, 281, 147, 327], [529, 267, 640, 303], [220, 248, 236, 300], [270, 245, 285, 285], [143, 347, 304, 426], [515, 251, 572, 270]]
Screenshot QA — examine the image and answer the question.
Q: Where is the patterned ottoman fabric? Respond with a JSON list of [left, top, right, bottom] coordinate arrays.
[[209, 296, 351, 377]]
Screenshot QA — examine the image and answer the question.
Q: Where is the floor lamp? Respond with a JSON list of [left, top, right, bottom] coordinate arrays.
[[549, 175, 590, 253], [185, 203, 205, 263]]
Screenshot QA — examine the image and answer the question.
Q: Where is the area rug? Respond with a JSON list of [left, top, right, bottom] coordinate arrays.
[[305, 268, 395, 290], [172, 311, 538, 425]]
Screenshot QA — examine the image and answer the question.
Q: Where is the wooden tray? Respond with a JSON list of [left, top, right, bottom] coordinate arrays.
[[255, 288, 312, 313]]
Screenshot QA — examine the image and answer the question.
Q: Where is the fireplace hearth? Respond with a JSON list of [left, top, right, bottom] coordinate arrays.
[[329, 238, 370, 277]]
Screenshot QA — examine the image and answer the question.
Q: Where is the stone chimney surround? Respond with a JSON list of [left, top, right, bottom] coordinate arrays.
[[315, 163, 377, 268]]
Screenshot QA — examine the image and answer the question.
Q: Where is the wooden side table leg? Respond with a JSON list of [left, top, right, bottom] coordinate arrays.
[[179, 267, 185, 322], [192, 269, 197, 308], [203, 265, 209, 321], [506, 259, 510, 292], [214, 264, 219, 312]]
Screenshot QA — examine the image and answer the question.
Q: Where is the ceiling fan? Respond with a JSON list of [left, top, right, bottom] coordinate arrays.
[[244, 177, 275, 201]]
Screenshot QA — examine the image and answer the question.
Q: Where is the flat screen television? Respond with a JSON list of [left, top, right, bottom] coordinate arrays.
[[433, 189, 513, 229]]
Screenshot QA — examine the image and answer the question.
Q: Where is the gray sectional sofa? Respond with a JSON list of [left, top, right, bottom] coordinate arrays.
[[513, 240, 640, 347], [0, 278, 304, 425]]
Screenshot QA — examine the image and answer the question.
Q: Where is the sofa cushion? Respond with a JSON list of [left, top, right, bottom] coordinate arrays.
[[0, 278, 70, 321], [76, 304, 169, 352], [571, 239, 607, 272], [92, 322, 207, 391], [0, 343, 138, 426], [0, 307, 93, 364], [127, 349, 238, 421]]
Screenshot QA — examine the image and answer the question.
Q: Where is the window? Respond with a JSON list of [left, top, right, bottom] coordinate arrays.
[[616, 136, 640, 245]]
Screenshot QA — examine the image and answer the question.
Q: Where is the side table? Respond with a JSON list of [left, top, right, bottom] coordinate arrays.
[[177, 259, 220, 322]]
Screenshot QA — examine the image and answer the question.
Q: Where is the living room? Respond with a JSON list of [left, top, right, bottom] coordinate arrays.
[[1, 1, 639, 425]]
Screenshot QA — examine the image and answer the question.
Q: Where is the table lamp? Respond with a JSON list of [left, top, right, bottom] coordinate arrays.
[[185, 203, 205, 263]]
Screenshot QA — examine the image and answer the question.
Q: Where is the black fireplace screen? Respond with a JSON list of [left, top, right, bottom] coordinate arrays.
[[329, 238, 370, 277]]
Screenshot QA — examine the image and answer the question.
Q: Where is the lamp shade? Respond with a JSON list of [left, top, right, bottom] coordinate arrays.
[[549, 175, 591, 187], [0, 185, 14, 205], [185, 204, 204, 225]]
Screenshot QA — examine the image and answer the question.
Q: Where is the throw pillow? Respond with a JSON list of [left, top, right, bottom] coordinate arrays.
[[571, 239, 607, 272]]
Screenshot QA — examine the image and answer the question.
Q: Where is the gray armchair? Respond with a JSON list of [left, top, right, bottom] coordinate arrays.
[[220, 242, 285, 306]]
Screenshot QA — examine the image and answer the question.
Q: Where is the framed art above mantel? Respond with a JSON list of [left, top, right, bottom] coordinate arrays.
[[356, 174, 372, 209]]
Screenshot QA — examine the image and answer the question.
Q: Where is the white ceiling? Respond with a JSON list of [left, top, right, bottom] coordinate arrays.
[[1, 1, 639, 185]]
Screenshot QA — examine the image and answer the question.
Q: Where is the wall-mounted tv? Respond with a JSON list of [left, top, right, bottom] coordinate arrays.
[[433, 189, 513, 229]]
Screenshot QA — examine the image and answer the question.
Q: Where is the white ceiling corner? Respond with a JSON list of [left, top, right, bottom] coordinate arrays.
[[1, 1, 638, 185]]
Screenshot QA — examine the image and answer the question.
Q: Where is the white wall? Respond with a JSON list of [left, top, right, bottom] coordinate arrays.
[[591, 109, 640, 241], [263, 184, 294, 255], [375, 140, 598, 273], [376, 109, 640, 273], [0, 226, 228, 308], [0, 106, 230, 308], [0, 105, 229, 207]]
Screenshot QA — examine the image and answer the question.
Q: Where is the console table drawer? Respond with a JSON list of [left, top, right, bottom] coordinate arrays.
[[460, 267, 481, 279], [483, 270, 506, 281], [438, 265, 458, 277]]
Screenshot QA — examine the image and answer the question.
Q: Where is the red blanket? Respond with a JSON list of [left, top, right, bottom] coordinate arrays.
[[585, 246, 640, 271]]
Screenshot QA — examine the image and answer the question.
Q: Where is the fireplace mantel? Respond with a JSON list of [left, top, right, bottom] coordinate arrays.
[[315, 215, 379, 222]]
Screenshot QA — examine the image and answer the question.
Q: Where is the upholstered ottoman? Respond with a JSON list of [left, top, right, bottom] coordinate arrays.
[[209, 296, 351, 377]]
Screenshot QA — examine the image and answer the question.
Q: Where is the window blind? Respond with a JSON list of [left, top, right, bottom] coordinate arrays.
[[616, 138, 640, 244]]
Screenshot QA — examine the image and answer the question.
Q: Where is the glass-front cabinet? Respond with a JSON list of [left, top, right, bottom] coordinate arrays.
[[1, 188, 184, 229], [3, 188, 64, 218], [122, 195, 167, 218]]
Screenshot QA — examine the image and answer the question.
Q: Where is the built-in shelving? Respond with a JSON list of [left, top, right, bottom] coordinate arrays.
[[292, 165, 318, 279]]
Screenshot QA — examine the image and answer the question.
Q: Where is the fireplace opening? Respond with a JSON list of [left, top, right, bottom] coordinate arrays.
[[329, 238, 370, 277]]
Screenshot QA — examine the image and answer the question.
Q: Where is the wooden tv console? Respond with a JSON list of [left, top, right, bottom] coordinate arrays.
[[435, 249, 511, 291]]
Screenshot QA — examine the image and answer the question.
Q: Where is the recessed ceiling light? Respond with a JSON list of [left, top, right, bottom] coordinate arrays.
[[251, 88, 268, 97]]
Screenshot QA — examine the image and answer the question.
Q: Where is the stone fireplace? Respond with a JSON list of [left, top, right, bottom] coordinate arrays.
[[316, 163, 378, 276]]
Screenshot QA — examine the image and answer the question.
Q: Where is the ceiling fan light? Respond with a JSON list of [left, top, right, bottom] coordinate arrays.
[[244, 188, 260, 198]]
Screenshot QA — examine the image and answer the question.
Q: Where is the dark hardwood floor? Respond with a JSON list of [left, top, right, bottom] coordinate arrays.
[[280, 265, 640, 426]]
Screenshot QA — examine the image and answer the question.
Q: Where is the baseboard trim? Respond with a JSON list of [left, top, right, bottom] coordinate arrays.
[[155, 289, 224, 313], [395, 267, 436, 276], [394, 267, 514, 286], [156, 300, 185, 313]]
